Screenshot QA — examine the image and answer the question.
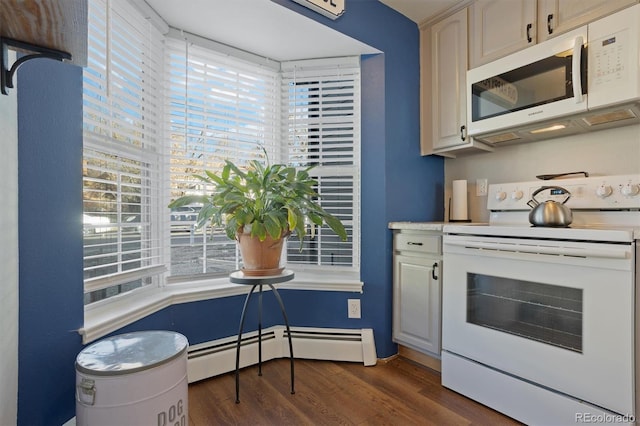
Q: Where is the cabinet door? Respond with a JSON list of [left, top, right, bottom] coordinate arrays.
[[393, 254, 441, 355], [538, 0, 637, 42], [431, 8, 468, 150], [469, 0, 537, 68]]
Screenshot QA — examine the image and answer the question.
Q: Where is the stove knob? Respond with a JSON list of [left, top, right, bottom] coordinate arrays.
[[510, 190, 524, 200], [621, 183, 640, 197], [495, 191, 507, 201], [596, 184, 613, 198]]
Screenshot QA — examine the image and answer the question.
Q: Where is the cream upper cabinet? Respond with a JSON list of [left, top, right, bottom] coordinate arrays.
[[469, 0, 637, 68], [420, 7, 494, 156], [537, 0, 637, 42], [431, 8, 468, 151], [469, 0, 537, 69]]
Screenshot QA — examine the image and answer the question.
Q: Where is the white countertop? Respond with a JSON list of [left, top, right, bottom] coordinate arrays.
[[388, 222, 446, 231]]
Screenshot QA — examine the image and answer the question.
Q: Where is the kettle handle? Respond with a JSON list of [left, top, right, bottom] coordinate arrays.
[[531, 185, 571, 204]]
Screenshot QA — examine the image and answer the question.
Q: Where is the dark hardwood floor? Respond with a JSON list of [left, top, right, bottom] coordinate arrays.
[[188, 356, 521, 425]]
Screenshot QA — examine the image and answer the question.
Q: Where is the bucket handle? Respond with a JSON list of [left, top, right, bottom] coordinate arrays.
[[76, 378, 96, 406]]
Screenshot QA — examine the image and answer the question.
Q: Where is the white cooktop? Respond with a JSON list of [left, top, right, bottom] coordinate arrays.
[[443, 223, 638, 242], [444, 174, 640, 242]]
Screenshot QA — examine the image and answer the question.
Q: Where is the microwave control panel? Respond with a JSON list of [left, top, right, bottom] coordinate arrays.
[[587, 3, 640, 107], [590, 29, 627, 85]]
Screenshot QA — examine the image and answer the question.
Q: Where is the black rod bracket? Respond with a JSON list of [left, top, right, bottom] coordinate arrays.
[[1, 37, 72, 95]]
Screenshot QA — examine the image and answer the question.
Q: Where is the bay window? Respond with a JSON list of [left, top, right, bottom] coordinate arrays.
[[83, 1, 360, 308]]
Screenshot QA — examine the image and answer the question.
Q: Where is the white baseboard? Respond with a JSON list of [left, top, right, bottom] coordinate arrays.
[[187, 326, 377, 383]]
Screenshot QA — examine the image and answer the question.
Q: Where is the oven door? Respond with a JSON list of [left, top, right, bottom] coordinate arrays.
[[442, 234, 635, 416]]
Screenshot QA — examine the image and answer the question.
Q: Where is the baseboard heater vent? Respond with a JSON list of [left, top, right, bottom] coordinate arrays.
[[187, 326, 377, 383]]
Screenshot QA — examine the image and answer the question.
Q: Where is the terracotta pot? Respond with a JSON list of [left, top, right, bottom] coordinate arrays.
[[236, 231, 287, 275]]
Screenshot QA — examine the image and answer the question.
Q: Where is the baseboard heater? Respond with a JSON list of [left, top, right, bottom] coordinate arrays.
[[187, 326, 377, 383]]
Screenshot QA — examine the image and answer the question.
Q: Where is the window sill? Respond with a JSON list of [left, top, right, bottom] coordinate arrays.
[[80, 269, 363, 344]]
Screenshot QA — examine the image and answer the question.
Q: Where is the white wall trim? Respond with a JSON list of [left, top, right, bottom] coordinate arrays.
[[187, 326, 377, 383], [0, 49, 19, 426], [80, 271, 363, 344]]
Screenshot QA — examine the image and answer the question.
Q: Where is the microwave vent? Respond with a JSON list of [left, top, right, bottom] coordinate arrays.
[[482, 132, 521, 144], [582, 108, 637, 126]]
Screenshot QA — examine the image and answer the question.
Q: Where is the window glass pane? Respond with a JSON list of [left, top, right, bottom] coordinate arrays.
[[167, 53, 361, 277], [165, 39, 280, 278], [83, 0, 164, 304], [281, 58, 360, 269], [84, 279, 144, 305]]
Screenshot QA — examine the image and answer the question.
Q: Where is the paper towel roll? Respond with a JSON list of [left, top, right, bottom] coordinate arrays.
[[451, 180, 468, 221]]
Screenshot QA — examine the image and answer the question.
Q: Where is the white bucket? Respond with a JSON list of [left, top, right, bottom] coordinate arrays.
[[75, 330, 189, 426]]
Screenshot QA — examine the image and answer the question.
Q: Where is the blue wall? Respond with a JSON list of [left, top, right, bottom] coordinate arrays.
[[16, 1, 443, 424], [17, 58, 85, 425]]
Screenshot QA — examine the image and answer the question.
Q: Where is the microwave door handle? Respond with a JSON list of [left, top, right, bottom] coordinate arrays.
[[572, 36, 584, 104]]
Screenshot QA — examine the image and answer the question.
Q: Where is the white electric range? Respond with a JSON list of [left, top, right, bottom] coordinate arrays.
[[442, 174, 640, 425]]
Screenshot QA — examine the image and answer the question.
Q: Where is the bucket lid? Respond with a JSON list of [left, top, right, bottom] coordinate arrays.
[[76, 330, 189, 376]]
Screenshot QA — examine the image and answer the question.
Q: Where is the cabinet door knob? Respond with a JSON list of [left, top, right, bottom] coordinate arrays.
[[547, 14, 554, 34], [432, 263, 439, 280], [526, 23, 532, 43], [460, 125, 466, 141]]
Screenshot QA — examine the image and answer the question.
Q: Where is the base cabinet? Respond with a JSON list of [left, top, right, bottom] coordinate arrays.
[[392, 231, 442, 356]]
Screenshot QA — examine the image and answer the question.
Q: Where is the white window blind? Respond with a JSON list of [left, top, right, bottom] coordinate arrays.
[[82, 0, 165, 304], [165, 37, 280, 279], [281, 57, 361, 270]]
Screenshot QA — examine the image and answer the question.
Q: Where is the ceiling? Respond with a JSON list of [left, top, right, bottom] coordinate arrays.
[[143, 0, 380, 61], [141, 0, 460, 62], [379, 0, 461, 23]]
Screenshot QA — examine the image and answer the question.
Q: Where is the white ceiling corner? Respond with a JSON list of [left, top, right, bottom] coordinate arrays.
[[142, 0, 380, 61]]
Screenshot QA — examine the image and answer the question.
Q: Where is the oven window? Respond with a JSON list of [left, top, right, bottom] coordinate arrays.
[[467, 273, 583, 352]]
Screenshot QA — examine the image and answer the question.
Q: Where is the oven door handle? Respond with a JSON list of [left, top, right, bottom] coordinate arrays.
[[445, 240, 628, 259]]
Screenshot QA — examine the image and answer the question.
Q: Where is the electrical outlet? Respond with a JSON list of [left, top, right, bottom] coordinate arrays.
[[476, 178, 488, 196], [348, 299, 361, 319]]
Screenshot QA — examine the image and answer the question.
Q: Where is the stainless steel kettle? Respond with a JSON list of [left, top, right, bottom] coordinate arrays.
[[527, 186, 573, 227]]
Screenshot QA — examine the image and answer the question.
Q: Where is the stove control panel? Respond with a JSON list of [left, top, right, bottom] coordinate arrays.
[[487, 174, 640, 210]]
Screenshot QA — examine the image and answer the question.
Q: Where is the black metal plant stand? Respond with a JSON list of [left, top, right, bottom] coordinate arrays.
[[230, 270, 295, 403]]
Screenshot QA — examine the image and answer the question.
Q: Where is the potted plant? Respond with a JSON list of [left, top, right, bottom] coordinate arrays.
[[168, 148, 347, 275]]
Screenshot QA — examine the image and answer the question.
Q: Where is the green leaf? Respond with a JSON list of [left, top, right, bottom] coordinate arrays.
[[287, 207, 297, 232], [264, 213, 282, 239], [225, 217, 238, 240], [252, 222, 267, 241], [283, 167, 295, 182], [293, 213, 306, 251], [307, 211, 323, 226], [225, 160, 246, 179], [323, 213, 347, 241], [168, 194, 209, 209], [221, 164, 230, 181], [203, 171, 223, 185], [297, 169, 309, 180]]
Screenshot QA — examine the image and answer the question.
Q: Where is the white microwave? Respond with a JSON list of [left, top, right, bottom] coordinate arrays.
[[467, 4, 640, 145]]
